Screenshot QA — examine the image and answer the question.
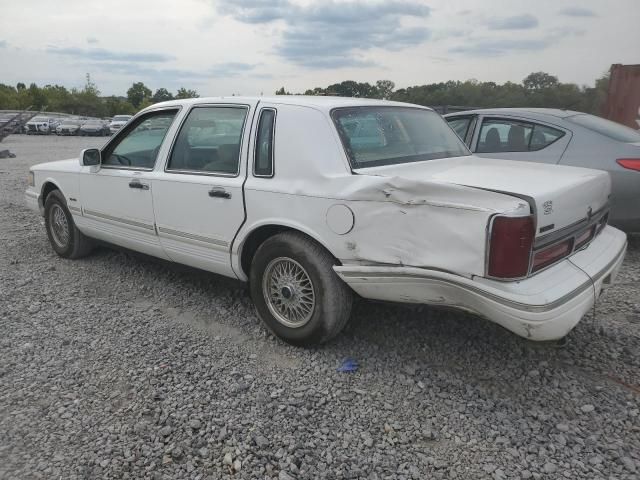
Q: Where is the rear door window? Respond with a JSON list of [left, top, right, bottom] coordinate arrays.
[[167, 105, 248, 175], [477, 118, 564, 153]]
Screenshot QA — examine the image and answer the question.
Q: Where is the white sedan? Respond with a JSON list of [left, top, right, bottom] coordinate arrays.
[[25, 97, 627, 345]]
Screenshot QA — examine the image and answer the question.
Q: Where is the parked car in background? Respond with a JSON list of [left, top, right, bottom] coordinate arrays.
[[444, 108, 640, 232], [79, 119, 109, 136], [56, 119, 82, 136], [108, 115, 132, 135], [25, 97, 626, 346], [25, 116, 59, 135]]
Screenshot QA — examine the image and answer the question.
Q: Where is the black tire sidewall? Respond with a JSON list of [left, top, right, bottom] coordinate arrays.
[[250, 234, 345, 346], [44, 191, 77, 258]]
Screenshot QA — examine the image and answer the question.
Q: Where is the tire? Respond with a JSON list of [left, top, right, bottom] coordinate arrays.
[[44, 190, 93, 259], [250, 231, 352, 346]]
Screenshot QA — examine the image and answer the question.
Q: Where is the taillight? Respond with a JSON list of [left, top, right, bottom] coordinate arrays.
[[532, 239, 573, 272], [487, 215, 535, 279], [574, 226, 595, 250], [616, 158, 640, 171]]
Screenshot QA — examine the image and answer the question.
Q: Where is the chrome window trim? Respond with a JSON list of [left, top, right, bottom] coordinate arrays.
[[164, 103, 250, 178], [253, 107, 277, 178]]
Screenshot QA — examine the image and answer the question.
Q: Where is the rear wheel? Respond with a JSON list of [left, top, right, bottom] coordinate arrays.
[[250, 231, 352, 346], [44, 190, 93, 259]]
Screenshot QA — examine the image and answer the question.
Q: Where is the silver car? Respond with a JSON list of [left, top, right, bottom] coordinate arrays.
[[444, 108, 640, 232]]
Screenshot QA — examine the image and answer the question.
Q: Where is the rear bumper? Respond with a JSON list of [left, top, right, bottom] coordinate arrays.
[[335, 226, 627, 341]]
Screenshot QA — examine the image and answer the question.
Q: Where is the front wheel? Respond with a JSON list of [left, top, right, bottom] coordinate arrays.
[[44, 190, 93, 259], [250, 231, 352, 346]]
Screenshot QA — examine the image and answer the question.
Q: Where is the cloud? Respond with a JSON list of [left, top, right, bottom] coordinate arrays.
[[486, 14, 538, 30], [450, 38, 550, 57], [217, 0, 431, 69], [0, 40, 7, 48], [86, 37, 99, 44], [86, 62, 260, 86], [46, 46, 174, 63], [210, 62, 257, 77], [559, 7, 597, 17]]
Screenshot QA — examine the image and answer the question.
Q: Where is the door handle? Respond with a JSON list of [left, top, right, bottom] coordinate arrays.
[[208, 188, 231, 199], [129, 180, 149, 190]]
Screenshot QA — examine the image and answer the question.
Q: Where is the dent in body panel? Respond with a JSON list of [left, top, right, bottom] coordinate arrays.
[[240, 176, 524, 278]]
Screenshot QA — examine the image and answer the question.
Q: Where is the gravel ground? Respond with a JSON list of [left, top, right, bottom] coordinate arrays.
[[1, 134, 639, 480]]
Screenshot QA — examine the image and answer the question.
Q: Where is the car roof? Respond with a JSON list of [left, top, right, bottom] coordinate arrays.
[[147, 95, 431, 113], [445, 108, 583, 121]]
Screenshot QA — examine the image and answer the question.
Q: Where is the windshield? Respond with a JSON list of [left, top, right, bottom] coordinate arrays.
[[568, 114, 640, 143], [112, 115, 131, 122], [332, 106, 470, 168]]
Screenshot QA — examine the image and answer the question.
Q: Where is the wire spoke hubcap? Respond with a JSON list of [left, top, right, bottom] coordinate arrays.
[[49, 204, 70, 248], [262, 257, 315, 328]]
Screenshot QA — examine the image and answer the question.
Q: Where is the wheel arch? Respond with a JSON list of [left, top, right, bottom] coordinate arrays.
[[236, 222, 340, 281], [40, 179, 63, 210]]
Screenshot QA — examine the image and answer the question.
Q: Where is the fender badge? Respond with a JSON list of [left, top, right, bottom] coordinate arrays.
[[543, 200, 553, 215]]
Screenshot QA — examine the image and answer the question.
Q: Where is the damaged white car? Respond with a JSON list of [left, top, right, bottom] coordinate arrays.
[[25, 97, 627, 345]]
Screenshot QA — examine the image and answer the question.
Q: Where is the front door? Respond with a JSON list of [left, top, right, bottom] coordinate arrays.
[[79, 108, 179, 258], [151, 104, 253, 277]]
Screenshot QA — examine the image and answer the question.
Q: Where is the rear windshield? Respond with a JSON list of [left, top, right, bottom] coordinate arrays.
[[332, 106, 470, 168], [568, 114, 640, 143]]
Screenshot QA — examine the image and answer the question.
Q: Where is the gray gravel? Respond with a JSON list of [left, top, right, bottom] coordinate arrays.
[[1, 134, 639, 479]]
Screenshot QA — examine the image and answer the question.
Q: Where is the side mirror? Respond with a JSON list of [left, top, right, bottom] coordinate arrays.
[[81, 148, 101, 166]]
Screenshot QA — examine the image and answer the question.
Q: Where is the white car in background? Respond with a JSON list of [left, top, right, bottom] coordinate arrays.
[[108, 115, 132, 135], [444, 108, 640, 232], [25, 97, 626, 346], [25, 116, 59, 135]]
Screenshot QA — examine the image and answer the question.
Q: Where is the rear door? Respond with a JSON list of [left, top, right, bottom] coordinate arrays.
[[151, 102, 255, 277], [471, 116, 570, 164]]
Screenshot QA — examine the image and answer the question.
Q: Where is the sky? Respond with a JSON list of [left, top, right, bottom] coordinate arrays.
[[0, 0, 638, 97]]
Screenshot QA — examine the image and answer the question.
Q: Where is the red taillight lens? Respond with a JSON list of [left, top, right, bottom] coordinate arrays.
[[616, 158, 640, 171], [488, 215, 535, 279], [575, 226, 595, 250], [532, 239, 573, 272]]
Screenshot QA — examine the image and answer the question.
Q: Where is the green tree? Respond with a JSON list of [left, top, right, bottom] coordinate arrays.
[[152, 88, 174, 103], [175, 87, 199, 99], [127, 82, 152, 107], [275, 86, 291, 95], [375, 80, 395, 99], [523, 72, 559, 91]]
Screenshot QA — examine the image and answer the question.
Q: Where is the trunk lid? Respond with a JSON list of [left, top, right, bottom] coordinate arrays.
[[353, 156, 611, 237]]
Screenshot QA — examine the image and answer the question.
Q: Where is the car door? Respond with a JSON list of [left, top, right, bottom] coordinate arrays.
[[79, 107, 179, 258], [470, 116, 569, 164], [151, 102, 255, 278]]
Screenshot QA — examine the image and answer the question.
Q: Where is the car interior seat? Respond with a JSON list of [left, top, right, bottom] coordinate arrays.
[[483, 127, 502, 151], [508, 125, 527, 151]]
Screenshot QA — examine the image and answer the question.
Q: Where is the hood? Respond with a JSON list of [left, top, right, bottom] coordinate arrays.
[[31, 158, 81, 173], [354, 156, 611, 237]]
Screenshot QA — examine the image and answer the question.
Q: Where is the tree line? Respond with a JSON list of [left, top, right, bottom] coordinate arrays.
[[0, 71, 610, 118], [0, 75, 199, 117], [276, 72, 610, 115]]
